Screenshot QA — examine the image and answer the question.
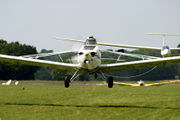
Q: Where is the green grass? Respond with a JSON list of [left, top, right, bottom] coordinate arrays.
[[0, 81, 180, 120]]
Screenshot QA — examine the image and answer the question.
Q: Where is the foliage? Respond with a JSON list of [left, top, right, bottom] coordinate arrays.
[[34, 68, 52, 80], [0, 39, 38, 80]]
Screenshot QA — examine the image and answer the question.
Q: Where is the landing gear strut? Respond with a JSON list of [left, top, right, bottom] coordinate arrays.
[[100, 71, 114, 88], [107, 76, 114, 88], [64, 71, 79, 88]]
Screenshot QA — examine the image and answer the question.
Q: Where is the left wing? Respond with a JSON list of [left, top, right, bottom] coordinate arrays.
[[0, 54, 79, 71], [99, 56, 180, 73]]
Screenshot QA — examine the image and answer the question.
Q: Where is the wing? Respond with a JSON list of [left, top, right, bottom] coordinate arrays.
[[101, 50, 159, 59], [114, 82, 139, 86], [97, 42, 163, 50], [170, 48, 180, 50], [55, 37, 180, 50], [22, 50, 77, 58], [54, 37, 84, 43], [0, 54, 79, 71], [145, 80, 180, 86], [98, 42, 180, 51], [98, 56, 180, 73]]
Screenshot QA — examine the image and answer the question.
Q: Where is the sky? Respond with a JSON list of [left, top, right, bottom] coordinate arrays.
[[0, 0, 180, 52]]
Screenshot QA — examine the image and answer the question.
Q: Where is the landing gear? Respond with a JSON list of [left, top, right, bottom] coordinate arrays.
[[64, 75, 71, 88], [99, 71, 114, 88], [107, 76, 114, 88], [64, 71, 79, 88]]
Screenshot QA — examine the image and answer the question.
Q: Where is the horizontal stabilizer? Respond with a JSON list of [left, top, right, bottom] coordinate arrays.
[[54, 36, 180, 51], [54, 37, 85, 43], [145, 33, 180, 36]]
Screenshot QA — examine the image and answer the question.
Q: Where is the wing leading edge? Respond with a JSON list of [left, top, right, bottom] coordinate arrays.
[[0, 54, 79, 71], [99, 56, 180, 73]]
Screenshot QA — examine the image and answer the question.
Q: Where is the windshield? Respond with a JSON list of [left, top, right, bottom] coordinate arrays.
[[83, 46, 96, 50], [162, 46, 170, 50]]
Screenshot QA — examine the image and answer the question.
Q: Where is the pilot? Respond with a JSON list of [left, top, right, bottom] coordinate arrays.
[[85, 36, 97, 45]]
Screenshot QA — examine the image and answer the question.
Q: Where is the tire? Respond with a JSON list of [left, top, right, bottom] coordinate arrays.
[[108, 76, 113, 88], [64, 75, 71, 88]]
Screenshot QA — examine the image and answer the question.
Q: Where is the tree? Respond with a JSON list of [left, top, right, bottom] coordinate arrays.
[[34, 49, 55, 80], [178, 44, 180, 48], [0, 39, 39, 80]]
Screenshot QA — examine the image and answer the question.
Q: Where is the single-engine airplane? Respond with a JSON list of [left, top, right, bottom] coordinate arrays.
[[0, 34, 180, 88], [114, 80, 180, 86], [2, 79, 12, 85]]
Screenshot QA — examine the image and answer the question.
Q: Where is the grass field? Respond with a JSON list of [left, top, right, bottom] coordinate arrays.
[[0, 81, 180, 120]]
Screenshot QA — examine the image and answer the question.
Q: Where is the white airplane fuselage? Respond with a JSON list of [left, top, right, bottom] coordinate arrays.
[[161, 46, 171, 57], [77, 45, 101, 70]]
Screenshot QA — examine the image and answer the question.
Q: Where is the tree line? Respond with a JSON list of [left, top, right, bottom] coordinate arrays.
[[0, 39, 38, 80]]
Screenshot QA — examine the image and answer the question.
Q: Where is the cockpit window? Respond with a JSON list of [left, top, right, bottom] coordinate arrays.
[[85, 36, 97, 45], [162, 46, 170, 50], [87, 39, 97, 45], [83, 46, 96, 50]]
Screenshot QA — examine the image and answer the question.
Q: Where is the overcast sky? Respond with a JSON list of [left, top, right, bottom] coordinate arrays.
[[0, 0, 180, 52]]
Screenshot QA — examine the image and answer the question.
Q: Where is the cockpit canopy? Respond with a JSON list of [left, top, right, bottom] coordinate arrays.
[[85, 36, 97, 45], [83, 46, 96, 50], [162, 46, 170, 50]]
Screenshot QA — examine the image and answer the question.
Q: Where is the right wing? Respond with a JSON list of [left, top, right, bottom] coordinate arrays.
[[0, 54, 79, 71]]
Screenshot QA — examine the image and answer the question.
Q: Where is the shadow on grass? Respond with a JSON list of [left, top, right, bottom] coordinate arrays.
[[2, 102, 180, 110]]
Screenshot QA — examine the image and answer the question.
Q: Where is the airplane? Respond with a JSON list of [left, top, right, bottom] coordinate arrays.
[[0, 35, 180, 88], [145, 33, 180, 57], [114, 80, 180, 86], [15, 81, 19, 85], [2, 79, 12, 85]]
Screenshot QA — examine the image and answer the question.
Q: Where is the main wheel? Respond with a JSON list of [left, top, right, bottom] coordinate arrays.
[[107, 76, 113, 88], [64, 75, 71, 88]]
